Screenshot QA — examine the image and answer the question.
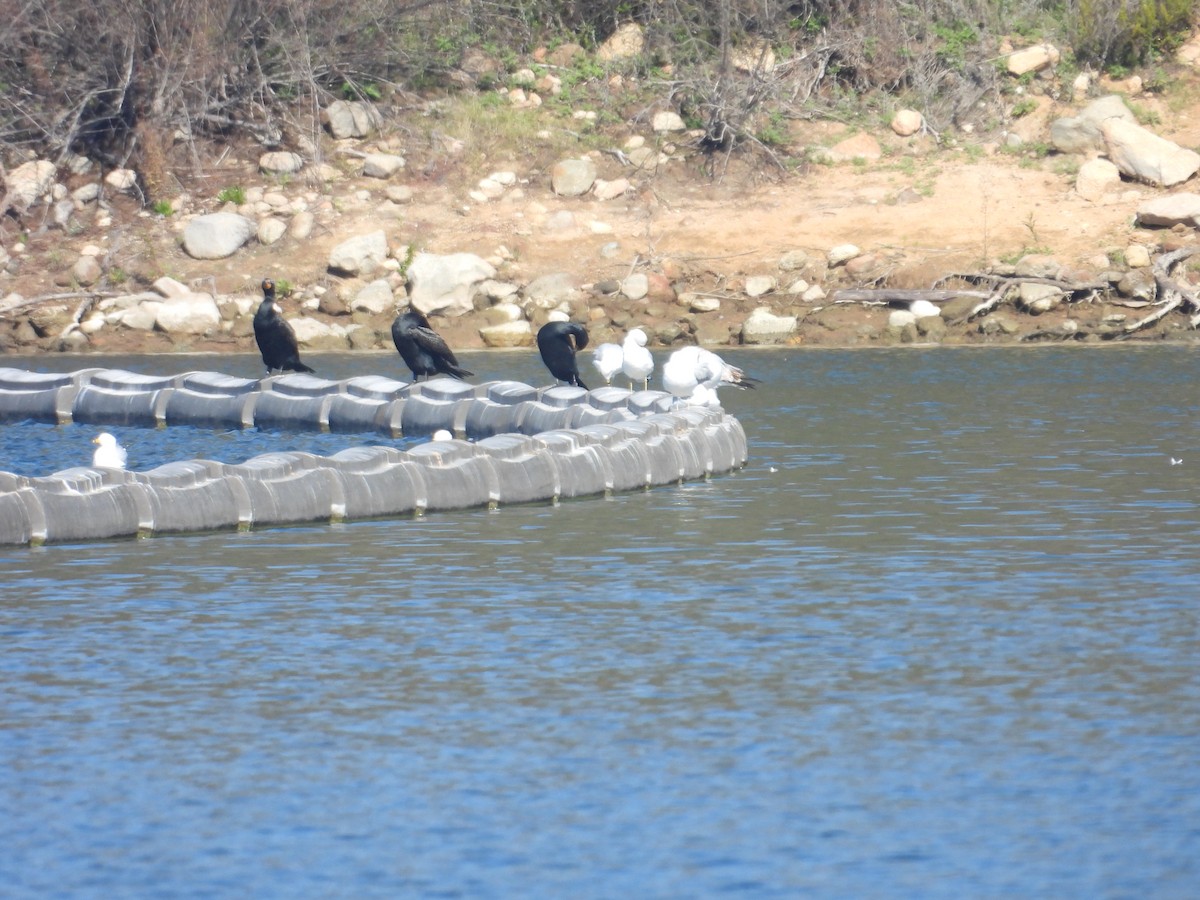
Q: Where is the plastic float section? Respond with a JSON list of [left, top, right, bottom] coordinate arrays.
[[0, 367, 749, 545]]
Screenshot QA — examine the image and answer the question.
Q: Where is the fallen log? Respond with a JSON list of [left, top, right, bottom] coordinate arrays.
[[831, 288, 991, 306]]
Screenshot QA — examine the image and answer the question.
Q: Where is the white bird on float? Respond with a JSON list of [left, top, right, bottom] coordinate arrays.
[[92, 432, 127, 469], [593, 342, 624, 385], [621, 328, 654, 390], [662, 346, 760, 406]]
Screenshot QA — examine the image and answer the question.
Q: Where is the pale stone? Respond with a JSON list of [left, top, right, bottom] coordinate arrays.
[[181, 213, 257, 259], [1135, 193, 1200, 227], [745, 275, 777, 298], [1019, 282, 1064, 313], [259, 152, 304, 175], [1076, 158, 1121, 201], [742, 307, 796, 344], [257, 217, 287, 245], [597, 22, 644, 61], [6, 160, 56, 210], [828, 244, 861, 266], [652, 110, 686, 133], [72, 256, 102, 286], [289, 211, 315, 240], [1007, 43, 1060, 76], [328, 230, 389, 276], [1102, 117, 1200, 187], [621, 273, 649, 300], [593, 178, 630, 200], [1125, 244, 1151, 268], [551, 158, 598, 196], [479, 320, 534, 347], [731, 39, 775, 73], [351, 279, 396, 314], [104, 168, 138, 192], [891, 109, 923, 137], [155, 294, 221, 334], [362, 153, 406, 178], [483, 302, 524, 325]]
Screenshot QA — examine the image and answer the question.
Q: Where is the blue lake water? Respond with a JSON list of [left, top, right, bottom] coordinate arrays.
[[1, 346, 1198, 897]]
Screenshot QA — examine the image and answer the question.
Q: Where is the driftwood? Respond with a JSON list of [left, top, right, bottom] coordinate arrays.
[[830, 273, 1107, 325], [1105, 248, 1200, 340], [829, 259, 1200, 337], [832, 288, 991, 306]]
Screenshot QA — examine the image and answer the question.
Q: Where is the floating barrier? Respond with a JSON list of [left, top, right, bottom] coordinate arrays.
[[0, 367, 748, 545]]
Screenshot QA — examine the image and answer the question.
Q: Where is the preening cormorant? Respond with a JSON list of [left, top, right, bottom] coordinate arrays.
[[391, 310, 474, 382], [253, 278, 315, 375], [537, 321, 590, 389]]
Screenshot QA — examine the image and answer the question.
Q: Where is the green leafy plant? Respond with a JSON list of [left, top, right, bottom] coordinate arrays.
[[217, 186, 246, 205], [341, 81, 382, 101], [151, 200, 173, 216], [1011, 97, 1038, 118]]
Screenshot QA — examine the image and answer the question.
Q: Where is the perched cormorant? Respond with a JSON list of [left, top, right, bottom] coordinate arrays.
[[391, 310, 474, 382], [662, 346, 759, 405], [621, 328, 654, 390], [593, 342, 623, 385], [537, 321, 590, 389], [253, 278, 315, 375], [92, 432, 127, 469]]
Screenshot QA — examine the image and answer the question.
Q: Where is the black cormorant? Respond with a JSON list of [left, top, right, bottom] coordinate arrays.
[[391, 309, 474, 381], [537, 321, 590, 389], [253, 278, 315, 375]]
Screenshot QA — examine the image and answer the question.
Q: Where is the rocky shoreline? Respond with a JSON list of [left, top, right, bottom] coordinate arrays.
[[7, 47, 1200, 357]]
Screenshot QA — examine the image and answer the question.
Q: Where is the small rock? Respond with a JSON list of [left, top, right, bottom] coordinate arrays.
[[551, 158, 598, 197], [891, 109, 923, 137], [828, 244, 861, 266], [1125, 244, 1152, 268], [363, 153, 406, 179], [259, 152, 304, 175], [258, 217, 287, 246], [480, 320, 533, 347], [745, 275, 777, 297]]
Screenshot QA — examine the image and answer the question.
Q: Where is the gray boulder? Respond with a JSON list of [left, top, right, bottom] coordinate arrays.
[[323, 100, 382, 139], [4, 160, 56, 212], [328, 230, 389, 276], [154, 293, 221, 334], [259, 152, 304, 175], [551, 158, 597, 196], [742, 307, 797, 344], [407, 252, 496, 317], [351, 279, 396, 315], [523, 272, 582, 310], [181, 213, 257, 259], [362, 153, 406, 178], [1050, 95, 1136, 154], [1102, 118, 1200, 187], [1135, 193, 1200, 227]]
